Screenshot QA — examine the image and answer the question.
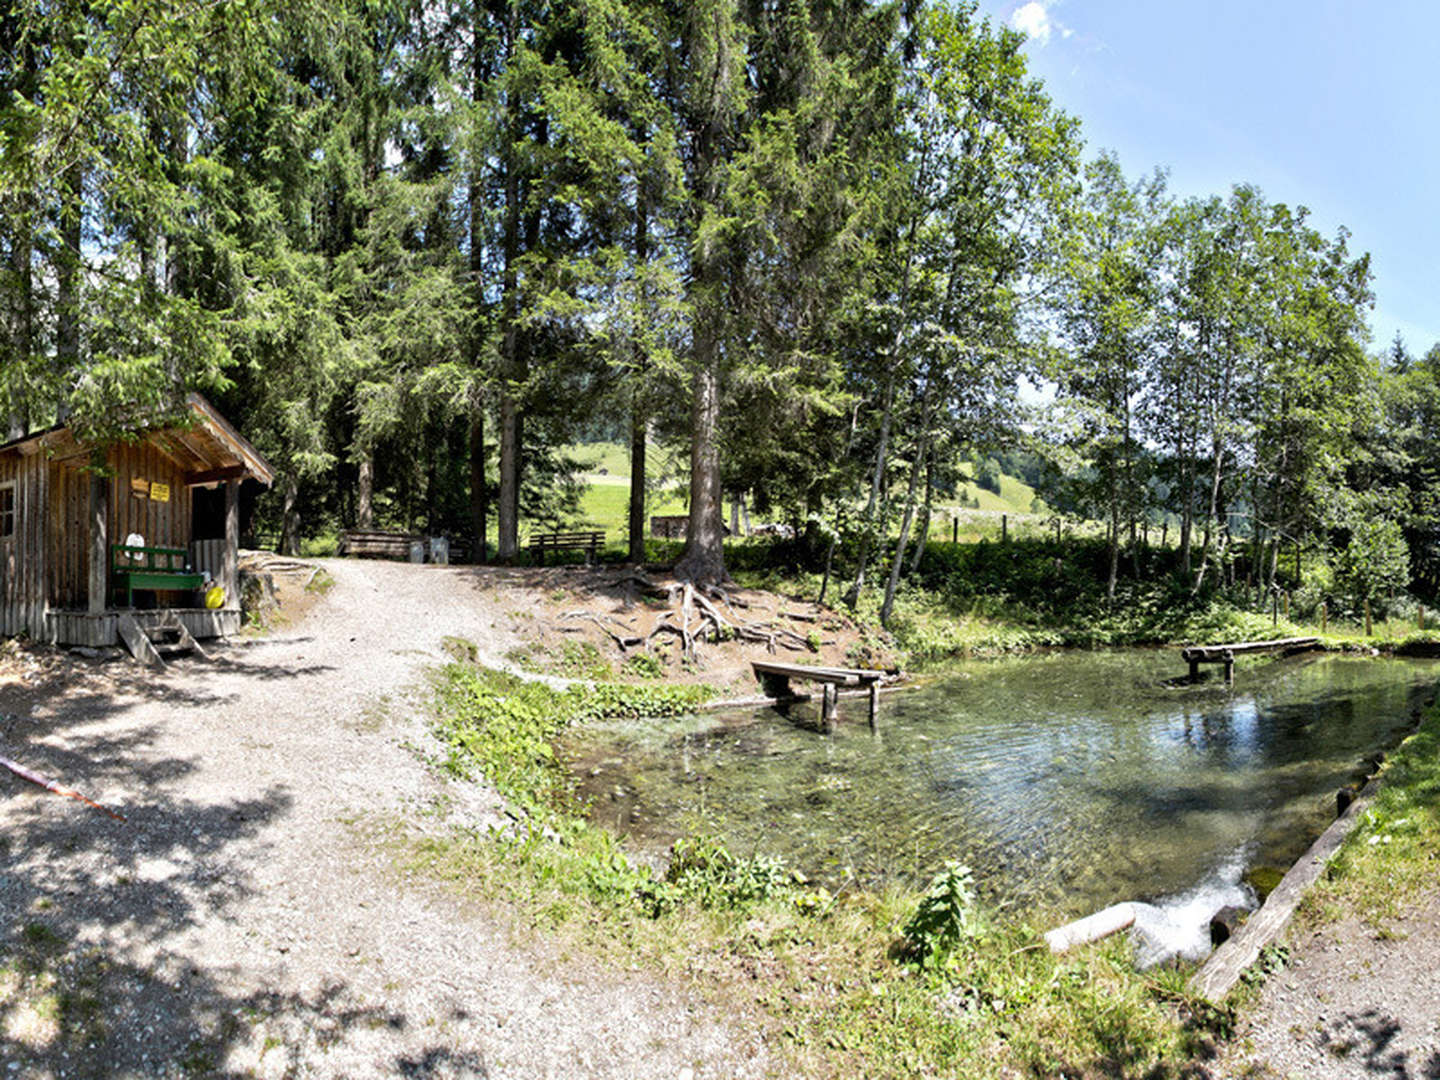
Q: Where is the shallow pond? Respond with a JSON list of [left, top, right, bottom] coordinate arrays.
[[566, 650, 1440, 924]]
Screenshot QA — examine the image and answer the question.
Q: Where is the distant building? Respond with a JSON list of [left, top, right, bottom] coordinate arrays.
[[650, 514, 731, 540]]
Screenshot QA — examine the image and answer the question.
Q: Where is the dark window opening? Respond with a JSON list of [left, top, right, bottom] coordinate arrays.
[[0, 485, 14, 539]]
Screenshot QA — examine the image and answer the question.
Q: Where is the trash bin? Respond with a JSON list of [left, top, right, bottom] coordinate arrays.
[[408, 539, 425, 564], [429, 537, 449, 565]]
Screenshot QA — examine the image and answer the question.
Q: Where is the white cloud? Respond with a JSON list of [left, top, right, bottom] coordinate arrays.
[[1011, 1, 1070, 47]]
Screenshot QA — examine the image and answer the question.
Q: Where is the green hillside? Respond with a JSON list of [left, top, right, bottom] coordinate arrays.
[[562, 442, 687, 533], [562, 443, 1044, 539]]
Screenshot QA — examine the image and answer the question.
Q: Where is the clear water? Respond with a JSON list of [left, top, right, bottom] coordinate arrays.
[[564, 650, 1440, 924]]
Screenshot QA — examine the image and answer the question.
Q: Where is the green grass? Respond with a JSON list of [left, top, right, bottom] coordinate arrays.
[[1298, 695, 1440, 933], [561, 442, 1051, 548], [411, 654, 1230, 1077], [574, 480, 687, 536], [561, 441, 642, 479]]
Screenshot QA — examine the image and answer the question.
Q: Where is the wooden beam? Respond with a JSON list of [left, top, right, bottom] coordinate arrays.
[[186, 464, 248, 487], [1181, 637, 1319, 663], [142, 435, 199, 475], [223, 478, 239, 601], [88, 470, 107, 615], [186, 393, 275, 486], [170, 428, 219, 469], [1191, 778, 1380, 1002]]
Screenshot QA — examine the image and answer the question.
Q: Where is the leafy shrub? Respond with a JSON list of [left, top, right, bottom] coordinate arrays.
[[902, 862, 983, 966], [435, 664, 714, 815], [621, 652, 665, 680], [651, 835, 791, 913]]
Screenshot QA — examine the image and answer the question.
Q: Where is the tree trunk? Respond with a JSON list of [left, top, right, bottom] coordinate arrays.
[[627, 402, 647, 564], [1107, 492, 1120, 606], [880, 432, 932, 627], [468, 17, 489, 563], [55, 162, 81, 422], [497, 392, 521, 560], [675, 362, 727, 583], [627, 185, 650, 565], [908, 452, 934, 576], [494, 4, 523, 563], [280, 475, 301, 557], [469, 410, 487, 561], [674, 13, 734, 587], [844, 372, 896, 606], [356, 452, 374, 529]]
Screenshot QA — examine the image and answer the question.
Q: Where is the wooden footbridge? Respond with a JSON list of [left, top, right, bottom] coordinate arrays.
[[1180, 636, 1320, 685], [751, 660, 886, 728]]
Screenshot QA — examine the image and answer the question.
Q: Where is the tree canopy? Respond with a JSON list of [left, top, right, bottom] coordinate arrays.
[[2, 0, 1427, 618]]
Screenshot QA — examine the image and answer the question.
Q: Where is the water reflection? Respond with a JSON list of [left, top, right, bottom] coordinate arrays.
[[564, 651, 1439, 916]]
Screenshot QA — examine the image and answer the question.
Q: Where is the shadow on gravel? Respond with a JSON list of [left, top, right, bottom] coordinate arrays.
[[0, 658, 482, 1078], [1312, 1007, 1440, 1078]]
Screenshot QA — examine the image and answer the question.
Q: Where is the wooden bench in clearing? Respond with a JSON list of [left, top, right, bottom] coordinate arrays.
[[339, 529, 422, 560], [111, 545, 206, 609], [750, 660, 887, 727], [529, 529, 604, 566], [338, 530, 474, 563]]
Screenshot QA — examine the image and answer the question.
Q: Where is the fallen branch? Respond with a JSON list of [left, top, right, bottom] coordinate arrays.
[[0, 752, 126, 822]]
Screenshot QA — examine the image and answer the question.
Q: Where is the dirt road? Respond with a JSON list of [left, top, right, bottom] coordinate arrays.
[[0, 559, 768, 1079]]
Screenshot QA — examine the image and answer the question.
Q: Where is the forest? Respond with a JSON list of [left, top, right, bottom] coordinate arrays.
[[2, 0, 1436, 623]]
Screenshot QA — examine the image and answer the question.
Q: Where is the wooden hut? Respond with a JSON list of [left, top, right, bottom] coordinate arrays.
[[0, 393, 274, 648]]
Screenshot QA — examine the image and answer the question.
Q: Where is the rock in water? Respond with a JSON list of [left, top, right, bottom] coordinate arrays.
[[1244, 865, 1285, 902], [1210, 905, 1246, 946], [1337, 784, 1360, 817]]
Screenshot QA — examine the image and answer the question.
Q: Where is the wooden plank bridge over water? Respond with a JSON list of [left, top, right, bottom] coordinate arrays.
[[1180, 636, 1320, 685], [751, 660, 886, 728]]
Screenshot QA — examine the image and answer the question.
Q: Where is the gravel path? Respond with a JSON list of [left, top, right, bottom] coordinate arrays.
[[0, 559, 770, 1079], [1217, 889, 1440, 1079]]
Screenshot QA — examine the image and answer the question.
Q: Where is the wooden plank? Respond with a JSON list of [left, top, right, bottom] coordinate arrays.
[[1181, 636, 1319, 663], [185, 464, 248, 486], [1190, 778, 1380, 1002], [88, 470, 107, 614], [159, 610, 211, 660], [117, 612, 165, 668], [751, 660, 885, 682], [223, 478, 239, 600]]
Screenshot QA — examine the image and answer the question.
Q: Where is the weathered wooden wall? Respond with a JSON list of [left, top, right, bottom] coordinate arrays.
[[47, 443, 194, 613], [48, 459, 90, 611], [0, 452, 50, 639], [105, 442, 193, 560]]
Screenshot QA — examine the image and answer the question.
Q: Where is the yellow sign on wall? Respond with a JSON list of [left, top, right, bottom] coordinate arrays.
[[130, 478, 150, 498], [149, 483, 171, 503]]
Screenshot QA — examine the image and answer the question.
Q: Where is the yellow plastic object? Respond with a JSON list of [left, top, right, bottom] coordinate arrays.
[[205, 585, 225, 610]]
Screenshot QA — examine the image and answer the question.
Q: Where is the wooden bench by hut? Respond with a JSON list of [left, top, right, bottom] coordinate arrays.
[[0, 393, 274, 648]]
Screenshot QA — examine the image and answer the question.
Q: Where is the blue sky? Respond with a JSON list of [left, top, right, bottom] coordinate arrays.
[[980, 0, 1440, 354]]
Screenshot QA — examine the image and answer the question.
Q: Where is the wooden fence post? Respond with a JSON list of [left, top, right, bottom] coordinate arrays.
[[1321, 601, 1327, 633], [1365, 598, 1373, 637]]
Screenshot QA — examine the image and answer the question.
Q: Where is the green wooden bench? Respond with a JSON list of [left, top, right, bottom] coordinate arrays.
[[111, 544, 206, 609]]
